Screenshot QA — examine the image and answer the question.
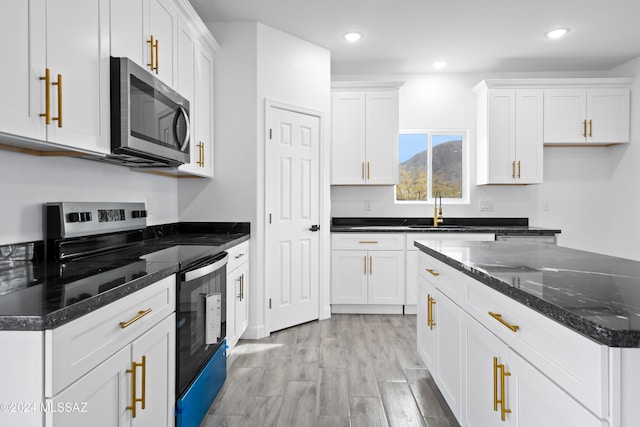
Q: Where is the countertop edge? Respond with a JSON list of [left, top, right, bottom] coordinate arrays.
[[414, 241, 640, 348]]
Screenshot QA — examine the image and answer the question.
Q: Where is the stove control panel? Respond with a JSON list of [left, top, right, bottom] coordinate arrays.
[[47, 202, 147, 239]]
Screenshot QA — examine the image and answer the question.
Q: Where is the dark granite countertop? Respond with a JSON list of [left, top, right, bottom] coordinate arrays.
[[0, 223, 250, 331], [331, 217, 561, 235], [415, 240, 640, 347]]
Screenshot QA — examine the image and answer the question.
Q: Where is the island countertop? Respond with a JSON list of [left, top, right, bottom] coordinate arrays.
[[415, 239, 640, 347]]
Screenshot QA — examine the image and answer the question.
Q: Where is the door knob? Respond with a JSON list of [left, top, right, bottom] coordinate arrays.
[[309, 225, 320, 232]]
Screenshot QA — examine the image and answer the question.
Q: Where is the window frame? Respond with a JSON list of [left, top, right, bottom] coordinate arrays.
[[395, 129, 469, 205]]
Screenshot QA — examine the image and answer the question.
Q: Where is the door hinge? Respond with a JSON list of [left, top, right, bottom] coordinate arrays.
[[269, 128, 272, 140], [269, 298, 272, 309]]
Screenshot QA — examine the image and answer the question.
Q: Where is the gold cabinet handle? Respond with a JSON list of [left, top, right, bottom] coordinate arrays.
[[364, 256, 367, 275], [240, 274, 244, 300], [367, 162, 371, 180], [52, 73, 62, 127], [583, 119, 587, 138], [120, 308, 152, 329], [155, 38, 159, 73], [499, 359, 511, 421], [358, 241, 378, 244], [147, 35, 155, 71], [426, 268, 439, 277], [234, 252, 245, 259], [39, 68, 51, 124], [517, 160, 521, 179], [427, 294, 436, 330], [361, 161, 365, 180], [493, 357, 499, 411], [369, 256, 372, 275], [589, 119, 593, 138], [488, 311, 519, 332], [511, 161, 515, 178], [126, 356, 146, 418], [196, 142, 204, 167]]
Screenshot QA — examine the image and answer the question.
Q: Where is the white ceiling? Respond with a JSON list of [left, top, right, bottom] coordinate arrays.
[[187, 0, 640, 75]]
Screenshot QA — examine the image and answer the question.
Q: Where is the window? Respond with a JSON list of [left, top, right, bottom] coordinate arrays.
[[396, 130, 466, 202]]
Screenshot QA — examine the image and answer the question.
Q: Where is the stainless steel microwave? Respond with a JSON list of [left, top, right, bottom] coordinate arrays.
[[109, 57, 190, 167]]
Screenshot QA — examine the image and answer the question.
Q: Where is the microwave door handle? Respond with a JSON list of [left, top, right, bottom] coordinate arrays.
[[183, 254, 228, 281], [177, 106, 190, 152]]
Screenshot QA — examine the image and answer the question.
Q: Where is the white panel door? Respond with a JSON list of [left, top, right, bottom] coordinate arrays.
[[433, 289, 461, 420], [267, 106, 320, 332], [417, 275, 436, 372], [46, 0, 110, 153], [147, 0, 176, 88], [110, 0, 145, 67], [331, 92, 366, 184], [331, 251, 368, 304], [0, 0, 46, 141], [486, 90, 516, 184]]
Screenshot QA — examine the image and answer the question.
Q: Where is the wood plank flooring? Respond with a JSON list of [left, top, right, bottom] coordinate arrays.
[[200, 314, 459, 427]]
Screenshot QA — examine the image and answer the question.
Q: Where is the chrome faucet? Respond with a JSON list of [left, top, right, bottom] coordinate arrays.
[[433, 191, 444, 227]]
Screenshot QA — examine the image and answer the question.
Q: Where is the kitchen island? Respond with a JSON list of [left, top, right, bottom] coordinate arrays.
[[415, 239, 640, 427]]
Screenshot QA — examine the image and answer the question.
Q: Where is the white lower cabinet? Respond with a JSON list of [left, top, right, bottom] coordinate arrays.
[[418, 251, 609, 427], [226, 241, 249, 352], [47, 314, 175, 427]]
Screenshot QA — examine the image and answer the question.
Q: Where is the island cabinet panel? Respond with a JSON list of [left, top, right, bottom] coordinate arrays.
[[417, 250, 610, 427]]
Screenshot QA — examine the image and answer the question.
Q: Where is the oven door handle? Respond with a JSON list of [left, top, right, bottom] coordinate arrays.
[[183, 253, 228, 281]]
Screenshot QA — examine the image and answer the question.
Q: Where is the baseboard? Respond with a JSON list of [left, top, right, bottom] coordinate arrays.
[[404, 305, 417, 315], [331, 304, 404, 315], [241, 324, 267, 340]]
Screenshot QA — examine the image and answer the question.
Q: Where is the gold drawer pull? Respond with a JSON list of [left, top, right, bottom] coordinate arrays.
[[582, 119, 587, 138], [126, 356, 146, 418], [427, 294, 436, 329], [39, 68, 51, 124], [359, 241, 378, 244], [52, 73, 62, 127], [488, 311, 519, 332], [120, 308, 152, 329], [426, 268, 439, 277]]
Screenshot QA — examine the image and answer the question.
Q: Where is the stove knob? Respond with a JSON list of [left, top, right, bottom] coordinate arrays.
[[140, 210, 147, 218], [80, 212, 92, 222], [67, 212, 80, 223], [132, 210, 140, 218]]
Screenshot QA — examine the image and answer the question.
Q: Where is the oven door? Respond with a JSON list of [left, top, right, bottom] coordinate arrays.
[[176, 252, 227, 397]]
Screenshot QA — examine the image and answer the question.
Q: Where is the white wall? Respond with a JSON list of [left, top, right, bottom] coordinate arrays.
[[331, 70, 626, 253], [608, 57, 640, 260], [0, 148, 179, 245], [178, 22, 331, 338]]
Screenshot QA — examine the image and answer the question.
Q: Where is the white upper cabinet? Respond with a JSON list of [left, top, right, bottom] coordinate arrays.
[[0, 0, 110, 154], [110, 0, 177, 88], [544, 87, 631, 145], [331, 82, 402, 185], [474, 82, 543, 185]]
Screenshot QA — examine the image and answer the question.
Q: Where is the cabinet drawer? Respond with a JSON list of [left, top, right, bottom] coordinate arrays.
[[418, 253, 461, 303], [227, 241, 249, 271], [332, 233, 404, 250], [45, 275, 176, 396], [462, 275, 608, 417], [407, 233, 494, 250]]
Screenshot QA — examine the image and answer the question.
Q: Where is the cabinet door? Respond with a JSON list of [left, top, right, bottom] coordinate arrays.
[[486, 90, 516, 184], [0, 0, 46, 141], [433, 289, 461, 420], [146, 0, 176, 88], [365, 91, 399, 185], [367, 250, 404, 304], [46, 0, 110, 154], [175, 18, 198, 171], [226, 267, 239, 351], [47, 346, 130, 427], [331, 92, 366, 184], [543, 89, 587, 143], [406, 250, 418, 305], [331, 250, 368, 304], [587, 88, 630, 144], [130, 314, 175, 427], [236, 262, 249, 339], [506, 348, 605, 427], [417, 275, 436, 372], [461, 312, 506, 427], [514, 90, 543, 184], [110, 0, 145, 67]]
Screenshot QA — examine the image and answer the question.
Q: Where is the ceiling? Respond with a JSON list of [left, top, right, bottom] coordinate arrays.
[[188, 0, 640, 75]]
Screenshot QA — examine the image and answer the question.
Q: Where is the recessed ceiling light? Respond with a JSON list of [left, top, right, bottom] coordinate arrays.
[[344, 32, 362, 42], [546, 28, 569, 39], [432, 61, 447, 69]]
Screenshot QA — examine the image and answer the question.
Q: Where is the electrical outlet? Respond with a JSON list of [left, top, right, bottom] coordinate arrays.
[[542, 201, 551, 212], [364, 200, 372, 211], [479, 200, 494, 211], [147, 197, 154, 215]]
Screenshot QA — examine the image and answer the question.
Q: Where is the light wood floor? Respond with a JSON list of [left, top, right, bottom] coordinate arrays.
[[200, 314, 459, 427]]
